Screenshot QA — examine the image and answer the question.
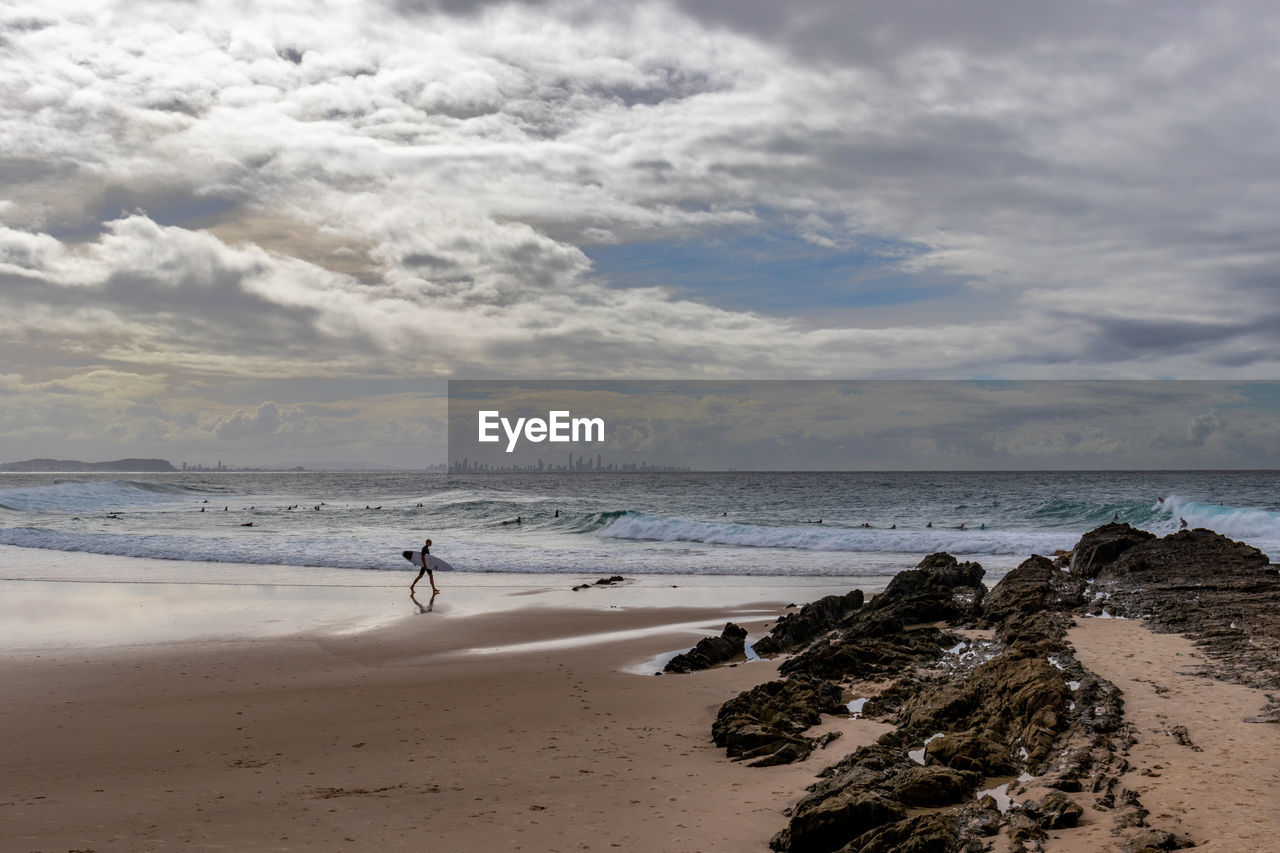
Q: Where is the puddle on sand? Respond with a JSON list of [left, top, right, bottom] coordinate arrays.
[[977, 772, 1036, 813], [622, 631, 764, 676], [908, 732, 945, 765]]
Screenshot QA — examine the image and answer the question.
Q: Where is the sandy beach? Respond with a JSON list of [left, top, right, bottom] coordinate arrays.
[[0, 566, 884, 853], [6, 527, 1280, 853], [1054, 617, 1280, 852]]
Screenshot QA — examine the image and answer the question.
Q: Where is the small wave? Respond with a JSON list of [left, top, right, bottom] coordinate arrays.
[[597, 512, 1073, 556], [0, 527, 402, 571], [0, 479, 206, 513], [552, 509, 630, 534]]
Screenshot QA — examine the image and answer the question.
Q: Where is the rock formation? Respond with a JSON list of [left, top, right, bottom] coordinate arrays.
[[710, 524, 1274, 852]]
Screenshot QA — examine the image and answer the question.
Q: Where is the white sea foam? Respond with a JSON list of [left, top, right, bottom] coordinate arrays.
[[1157, 495, 1280, 545]]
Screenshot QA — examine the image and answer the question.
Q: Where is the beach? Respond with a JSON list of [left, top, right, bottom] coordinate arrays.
[[1, 553, 883, 852], [1057, 617, 1280, 851], [5, 473, 1280, 852]]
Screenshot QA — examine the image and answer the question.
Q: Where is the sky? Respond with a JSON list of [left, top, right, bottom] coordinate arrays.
[[1, 1, 1278, 467]]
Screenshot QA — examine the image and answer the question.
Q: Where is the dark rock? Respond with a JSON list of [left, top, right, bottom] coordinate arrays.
[[1122, 828, 1197, 851], [1084, 527, 1280, 690], [1005, 807, 1044, 844], [1069, 522, 1156, 579], [1169, 725, 1202, 752], [722, 527, 1280, 852], [811, 741, 907, 789], [753, 590, 865, 656], [1113, 788, 1149, 830], [923, 731, 1015, 776], [1035, 790, 1084, 828], [1103, 528, 1269, 582], [901, 651, 1069, 765], [814, 730, 843, 750], [665, 622, 748, 673], [713, 676, 846, 764], [572, 575, 629, 591], [957, 799, 1003, 837], [842, 813, 964, 853], [983, 555, 1086, 622], [780, 624, 960, 682], [746, 738, 811, 767], [994, 610, 1069, 654], [888, 765, 979, 806], [769, 791, 906, 853], [867, 552, 986, 624]]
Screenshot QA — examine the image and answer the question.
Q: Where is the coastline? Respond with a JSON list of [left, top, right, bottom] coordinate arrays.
[[5, 527, 1280, 852], [0, 541, 888, 651], [1, 590, 887, 852]]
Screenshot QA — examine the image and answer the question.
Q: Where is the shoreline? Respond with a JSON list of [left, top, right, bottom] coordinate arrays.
[[1, 599, 885, 852], [0, 543, 900, 652], [5, 528, 1280, 852]]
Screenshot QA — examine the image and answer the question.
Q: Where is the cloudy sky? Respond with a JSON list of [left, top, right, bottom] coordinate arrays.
[[2, 1, 1278, 466]]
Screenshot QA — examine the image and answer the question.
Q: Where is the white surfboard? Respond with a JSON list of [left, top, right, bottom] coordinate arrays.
[[403, 550, 455, 571]]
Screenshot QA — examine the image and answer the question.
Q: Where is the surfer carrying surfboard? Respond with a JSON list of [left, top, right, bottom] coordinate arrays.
[[410, 538, 441, 594]]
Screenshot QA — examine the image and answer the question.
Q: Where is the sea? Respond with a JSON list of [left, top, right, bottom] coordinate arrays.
[[1, 470, 1277, 585]]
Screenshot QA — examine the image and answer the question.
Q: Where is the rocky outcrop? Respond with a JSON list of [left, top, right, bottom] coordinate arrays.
[[773, 554, 981, 683], [753, 590, 864, 656], [1098, 527, 1269, 581], [982, 554, 1086, 623], [572, 575, 628, 590], [840, 812, 969, 853], [1081, 527, 1280, 689], [766, 601, 1135, 852], [780, 623, 961, 682], [770, 787, 908, 853], [1069, 522, 1156, 579], [769, 736, 982, 852], [714, 526, 1280, 851], [664, 622, 747, 673], [712, 676, 846, 767], [866, 552, 986, 625]]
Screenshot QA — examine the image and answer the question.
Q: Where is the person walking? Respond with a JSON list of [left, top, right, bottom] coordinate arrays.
[[411, 538, 441, 594]]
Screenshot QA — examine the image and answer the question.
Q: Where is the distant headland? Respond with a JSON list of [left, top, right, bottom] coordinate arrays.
[[0, 458, 178, 472]]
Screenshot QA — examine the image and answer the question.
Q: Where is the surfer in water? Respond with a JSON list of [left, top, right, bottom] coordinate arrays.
[[410, 538, 441, 595]]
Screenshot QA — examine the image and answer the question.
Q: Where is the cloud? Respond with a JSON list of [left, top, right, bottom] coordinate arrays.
[[4, 1, 1280, 461], [213, 401, 282, 439], [1187, 411, 1224, 446]]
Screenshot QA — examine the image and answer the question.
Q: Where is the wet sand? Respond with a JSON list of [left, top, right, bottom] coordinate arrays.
[[0, 578, 887, 852], [7, 548, 1280, 852]]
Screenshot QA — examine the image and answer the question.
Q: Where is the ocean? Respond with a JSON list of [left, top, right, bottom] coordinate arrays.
[[1, 470, 1277, 584]]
